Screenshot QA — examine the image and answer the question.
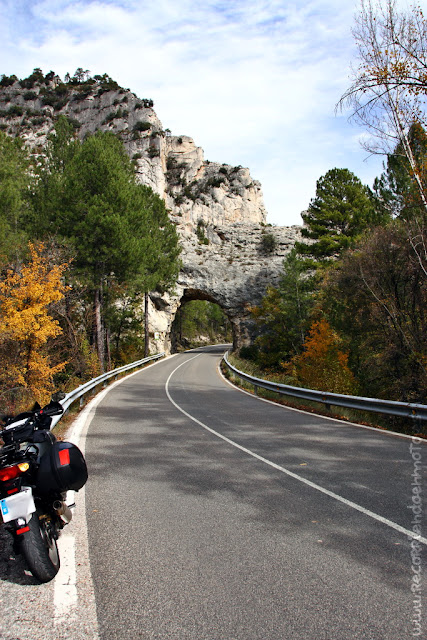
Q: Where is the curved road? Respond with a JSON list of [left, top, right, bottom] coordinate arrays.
[[84, 346, 425, 640]]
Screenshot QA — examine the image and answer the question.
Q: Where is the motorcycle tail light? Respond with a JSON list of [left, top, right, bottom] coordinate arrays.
[[16, 525, 30, 535], [0, 465, 22, 482], [59, 449, 70, 466]]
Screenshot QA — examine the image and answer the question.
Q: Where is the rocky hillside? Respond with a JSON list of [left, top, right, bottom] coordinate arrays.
[[0, 69, 301, 350], [0, 70, 267, 234]]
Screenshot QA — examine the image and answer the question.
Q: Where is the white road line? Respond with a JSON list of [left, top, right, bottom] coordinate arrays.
[[165, 355, 427, 546], [54, 532, 77, 623]]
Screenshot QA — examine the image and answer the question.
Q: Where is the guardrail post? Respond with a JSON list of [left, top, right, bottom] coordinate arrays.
[[254, 384, 258, 396], [320, 395, 330, 411]]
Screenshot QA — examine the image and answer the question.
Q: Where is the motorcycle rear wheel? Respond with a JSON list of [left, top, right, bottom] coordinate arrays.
[[20, 511, 60, 583]]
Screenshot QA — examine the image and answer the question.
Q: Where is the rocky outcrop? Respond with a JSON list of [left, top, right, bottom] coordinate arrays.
[[0, 74, 266, 228], [0, 72, 301, 351], [151, 222, 301, 351]]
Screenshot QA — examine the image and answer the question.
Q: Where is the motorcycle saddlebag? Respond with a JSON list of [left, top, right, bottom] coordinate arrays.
[[36, 441, 88, 494]]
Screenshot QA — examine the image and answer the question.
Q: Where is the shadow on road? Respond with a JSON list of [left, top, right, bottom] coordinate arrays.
[[84, 372, 411, 598], [0, 527, 39, 585]]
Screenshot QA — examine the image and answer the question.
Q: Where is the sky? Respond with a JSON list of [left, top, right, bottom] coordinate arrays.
[[0, 0, 397, 226]]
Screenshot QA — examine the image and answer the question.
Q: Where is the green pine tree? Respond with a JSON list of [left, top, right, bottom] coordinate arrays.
[[373, 122, 427, 224], [0, 131, 31, 262], [296, 168, 386, 265], [31, 123, 180, 370]]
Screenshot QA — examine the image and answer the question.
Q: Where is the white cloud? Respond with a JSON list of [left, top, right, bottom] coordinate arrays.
[[0, 0, 386, 225]]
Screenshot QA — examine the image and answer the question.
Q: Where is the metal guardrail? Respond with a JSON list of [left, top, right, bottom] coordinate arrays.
[[223, 352, 427, 422], [51, 353, 165, 429]]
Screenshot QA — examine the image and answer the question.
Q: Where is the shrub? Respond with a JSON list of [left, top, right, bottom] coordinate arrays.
[[40, 85, 69, 110], [44, 71, 56, 84], [206, 176, 225, 189], [31, 116, 46, 126], [94, 74, 120, 94], [7, 105, 23, 117], [239, 344, 259, 361], [19, 68, 44, 89], [283, 318, 357, 395], [65, 116, 82, 130], [103, 108, 129, 125], [72, 87, 93, 101], [133, 121, 151, 132], [0, 74, 17, 87], [260, 232, 277, 254], [166, 157, 187, 186], [184, 185, 196, 201], [196, 220, 210, 244], [23, 91, 38, 101]]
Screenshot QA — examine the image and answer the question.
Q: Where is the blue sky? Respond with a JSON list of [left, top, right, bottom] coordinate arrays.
[[0, 0, 392, 225]]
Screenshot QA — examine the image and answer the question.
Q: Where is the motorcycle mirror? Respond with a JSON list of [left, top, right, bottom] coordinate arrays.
[[51, 391, 66, 402], [41, 400, 64, 417]]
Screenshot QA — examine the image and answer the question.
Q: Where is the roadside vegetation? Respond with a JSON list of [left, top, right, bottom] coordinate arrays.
[[0, 113, 180, 405], [232, 0, 427, 434]]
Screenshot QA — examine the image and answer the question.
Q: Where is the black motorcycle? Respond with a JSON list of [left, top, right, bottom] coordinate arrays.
[[0, 397, 87, 583]]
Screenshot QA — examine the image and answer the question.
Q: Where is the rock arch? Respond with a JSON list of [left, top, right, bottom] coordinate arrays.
[[148, 223, 302, 354], [170, 288, 234, 352]]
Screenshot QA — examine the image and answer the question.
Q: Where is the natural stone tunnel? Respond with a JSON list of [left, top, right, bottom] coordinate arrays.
[[170, 291, 233, 352], [147, 222, 302, 354]]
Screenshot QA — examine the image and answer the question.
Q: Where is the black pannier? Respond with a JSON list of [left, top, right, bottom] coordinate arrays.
[[36, 441, 88, 494]]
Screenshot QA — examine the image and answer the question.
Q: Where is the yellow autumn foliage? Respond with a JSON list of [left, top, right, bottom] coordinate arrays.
[[0, 242, 69, 404], [283, 318, 357, 395]]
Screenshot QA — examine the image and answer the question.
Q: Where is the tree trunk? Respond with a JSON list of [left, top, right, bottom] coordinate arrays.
[[105, 325, 112, 371], [94, 286, 105, 373], [144, 291, 149, 358]]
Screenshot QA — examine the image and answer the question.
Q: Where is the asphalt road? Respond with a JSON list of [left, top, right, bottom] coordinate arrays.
[[84, 346, 426, 640]]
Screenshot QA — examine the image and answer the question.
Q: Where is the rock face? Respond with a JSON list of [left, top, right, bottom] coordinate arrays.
[[0, 72, 302, 351], [162, 222, 301, 350]]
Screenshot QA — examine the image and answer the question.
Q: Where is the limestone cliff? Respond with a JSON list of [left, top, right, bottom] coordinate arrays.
[[0, 71, 301, 350], [0, 73, 266, 229]]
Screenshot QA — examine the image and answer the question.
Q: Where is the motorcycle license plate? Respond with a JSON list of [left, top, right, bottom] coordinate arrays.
[[0, 487, 36, 524]]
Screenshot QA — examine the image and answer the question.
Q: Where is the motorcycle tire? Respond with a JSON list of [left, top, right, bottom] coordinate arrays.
[[19, 511, 60, 583]]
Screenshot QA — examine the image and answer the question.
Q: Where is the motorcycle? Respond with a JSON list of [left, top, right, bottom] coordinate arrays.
[[0, 396, 88, 583]]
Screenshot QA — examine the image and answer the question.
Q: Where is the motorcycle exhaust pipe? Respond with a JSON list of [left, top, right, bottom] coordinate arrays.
[[53, 500, 73, 524]]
